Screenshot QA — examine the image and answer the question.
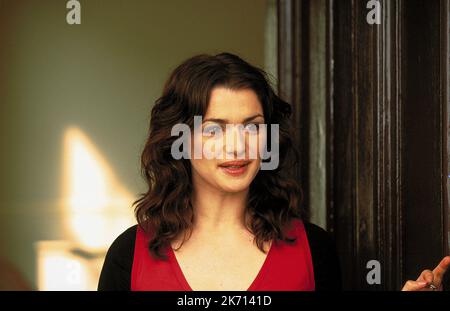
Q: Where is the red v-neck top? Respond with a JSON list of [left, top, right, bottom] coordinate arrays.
[[131, 219, 315, 291]]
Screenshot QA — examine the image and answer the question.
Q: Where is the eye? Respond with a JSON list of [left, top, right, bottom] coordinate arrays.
[[203, 124, 222, 137], [244, 123, 260, 134]]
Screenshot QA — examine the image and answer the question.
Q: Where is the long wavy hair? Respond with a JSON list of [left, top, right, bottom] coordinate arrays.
[[133, 52, 304, 260]]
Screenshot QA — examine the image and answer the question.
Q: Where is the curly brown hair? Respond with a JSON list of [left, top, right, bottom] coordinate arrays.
[[133, 52, 304, 260]]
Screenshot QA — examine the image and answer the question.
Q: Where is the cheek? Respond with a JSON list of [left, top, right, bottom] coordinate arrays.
[[190, 133, 202, 156], [192, 131, 224, 160], [248, 132, 267, 161], [190, 157, 218, 180]]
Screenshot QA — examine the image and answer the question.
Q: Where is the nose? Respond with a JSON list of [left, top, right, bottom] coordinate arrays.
[[224, 124, 246, 159]]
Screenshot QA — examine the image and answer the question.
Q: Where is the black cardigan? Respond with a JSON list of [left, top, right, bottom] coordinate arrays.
[[98, 221, 342, 291]]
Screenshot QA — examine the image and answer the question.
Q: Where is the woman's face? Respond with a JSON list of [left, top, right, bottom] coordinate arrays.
[[190, 87, 266, 194]]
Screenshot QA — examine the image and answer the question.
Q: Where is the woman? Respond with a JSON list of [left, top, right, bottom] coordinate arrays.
[[97, 52, 448, 291], [98, 52, 341, 291]]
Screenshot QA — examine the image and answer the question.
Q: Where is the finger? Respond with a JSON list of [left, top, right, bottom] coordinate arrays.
[[401, 280, 429, 291], [432, 256, 450, 284], [416, 269, 434, 284]]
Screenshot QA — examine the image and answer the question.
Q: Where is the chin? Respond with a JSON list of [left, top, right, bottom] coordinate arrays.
[[217, 182, 251, 193], [215, 173, 257, 193]]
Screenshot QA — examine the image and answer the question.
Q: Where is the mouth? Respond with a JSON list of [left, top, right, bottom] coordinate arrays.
[[218, 160, 251, 176]]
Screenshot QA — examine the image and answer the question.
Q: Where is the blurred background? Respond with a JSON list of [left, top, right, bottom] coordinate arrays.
[[0, 0, 277, 290], [0, 0, 449, 291]]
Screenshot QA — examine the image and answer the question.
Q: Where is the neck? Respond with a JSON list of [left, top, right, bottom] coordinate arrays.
[[191, 176, 250, 235]]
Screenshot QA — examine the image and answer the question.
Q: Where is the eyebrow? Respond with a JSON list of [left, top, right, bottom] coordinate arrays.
[[202, 113, 264, 124]]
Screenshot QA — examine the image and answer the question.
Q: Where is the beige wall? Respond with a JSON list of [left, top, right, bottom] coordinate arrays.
[[0, 0, 274, 288]]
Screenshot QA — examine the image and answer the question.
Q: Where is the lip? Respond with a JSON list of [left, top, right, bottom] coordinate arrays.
[[218, 160, 251, 177], [218, 160, 251, 167]]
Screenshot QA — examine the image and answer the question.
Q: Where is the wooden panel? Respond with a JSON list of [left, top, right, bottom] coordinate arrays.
[[278, 0, 311, 215], [278, 0, 449, 290], [401, 0, 448, 283]]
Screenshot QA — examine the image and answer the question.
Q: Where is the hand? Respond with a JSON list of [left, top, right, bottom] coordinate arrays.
[[401, 256, 450, 291]]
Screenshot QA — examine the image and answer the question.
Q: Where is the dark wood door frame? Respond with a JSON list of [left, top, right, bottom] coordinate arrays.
[[278, 0, 449, 290]]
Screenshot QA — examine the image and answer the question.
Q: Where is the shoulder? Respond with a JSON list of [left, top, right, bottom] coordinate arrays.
[[289, 219, 336, 258], [97, 225, 137, 290], [108, 225, 138, 254], [102, 225, 138, 264], [288, 218, 331, 242], [303, 221, 334, 245], [301, 220, 343, 291]]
